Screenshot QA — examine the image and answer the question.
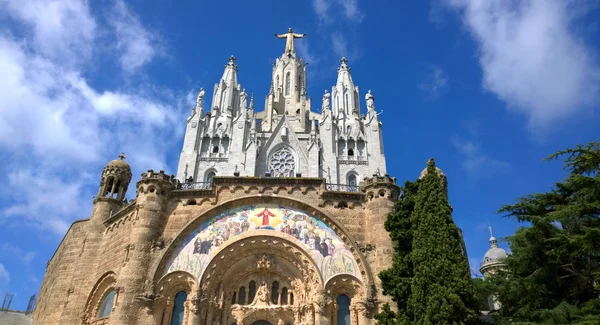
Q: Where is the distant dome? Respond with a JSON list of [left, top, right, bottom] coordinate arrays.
[[481, 236, 508, 273], [483, 246, 508, 263]]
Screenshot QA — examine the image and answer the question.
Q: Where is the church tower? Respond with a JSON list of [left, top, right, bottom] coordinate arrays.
[[176, 28, 387, 188], [34, 29, 399, 325]]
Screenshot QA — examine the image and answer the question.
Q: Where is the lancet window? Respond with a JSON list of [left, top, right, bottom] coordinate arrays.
[[169, 291, 188, 325], [97, 288, 116, 319], [285, 72, 291, 96], [336, 295, 351, 325]]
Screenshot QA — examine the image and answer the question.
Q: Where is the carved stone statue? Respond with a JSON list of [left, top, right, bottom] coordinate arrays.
[[275, 28, 306, 53], [197, 88, 205, 109], [365, 90, 374, 111], [322, 90, 330, 111], [250, 282, 271, 307], [239, 88, 248, 109]]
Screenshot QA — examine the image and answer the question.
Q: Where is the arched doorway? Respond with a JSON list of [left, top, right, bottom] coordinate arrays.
[[251, 321, 272, 325], [196, 233, 323, 325]]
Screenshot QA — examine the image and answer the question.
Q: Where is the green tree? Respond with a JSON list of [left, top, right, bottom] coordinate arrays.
[[378, 179, 420, 324], [490, 140, 600, 323], [377, 159, 479, 325], [409, 158, 479, 324]]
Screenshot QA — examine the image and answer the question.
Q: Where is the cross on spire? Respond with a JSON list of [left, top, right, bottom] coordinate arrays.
[[229, 55, 236, 62], [118, 152, 126, 160]]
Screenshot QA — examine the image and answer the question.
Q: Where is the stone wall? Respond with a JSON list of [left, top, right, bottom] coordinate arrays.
[[33, 174, 398, 325]]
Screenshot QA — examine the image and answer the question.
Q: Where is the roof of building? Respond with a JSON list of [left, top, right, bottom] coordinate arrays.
[[0, 311, 32, 325], [106, 152, 130, 169], [482, 236, 508, 266]]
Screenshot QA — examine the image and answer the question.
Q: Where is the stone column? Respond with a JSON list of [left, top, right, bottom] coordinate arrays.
[[108, 171, 178, 325]]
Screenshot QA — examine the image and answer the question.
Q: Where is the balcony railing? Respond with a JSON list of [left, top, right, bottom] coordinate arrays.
[[179, 182, 212, 190], [326, 183, 360, 192]]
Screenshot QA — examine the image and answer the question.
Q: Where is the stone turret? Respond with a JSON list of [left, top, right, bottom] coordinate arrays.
[[108, 170, 178, 325], [360, 174, 400, 307], [92, 153, 132, 223]]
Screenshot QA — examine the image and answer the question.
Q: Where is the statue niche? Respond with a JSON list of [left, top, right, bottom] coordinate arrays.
[[249, 282, 270, 307]]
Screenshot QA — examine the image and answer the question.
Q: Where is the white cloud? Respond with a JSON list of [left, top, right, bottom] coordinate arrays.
[[312, 0, 364, 23], [312, 0, 332, 22], [418, 64, 449, 99], [444, 0, 600, 131], [452, 135, 509, 178], [339, 0, 364, 22], [0, 0, 188, 236], [107, 0, 160, 72], [331, 32, 349, 58], [0, 264, 9, 283], [1, 0, 96, 65], [296, 40, 319, 66]]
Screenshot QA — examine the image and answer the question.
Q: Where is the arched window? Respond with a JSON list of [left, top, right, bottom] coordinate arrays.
[[348, 148, 354, 156], [348, 174, 357, 186], [212, 145, 219, 153], [346, 125, 352, 136], [271, 281, 279, 304], [276, 75, 280, 92], [290, 292, 294, 305], [205, 171, 216, 183], [336, 295, 351, 325], [248, 281, 256, 304], [231, 292, 237, 304], [285, 72, 291, 96], [280, 287, 288, 305], [97, 288, 116, 318], [345, 93, 349, 111], [170, 291, 188, 325], [238, 287, 246, 305]]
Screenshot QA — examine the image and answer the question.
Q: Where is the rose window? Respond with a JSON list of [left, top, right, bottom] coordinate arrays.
[[269, 147, 295, 177]]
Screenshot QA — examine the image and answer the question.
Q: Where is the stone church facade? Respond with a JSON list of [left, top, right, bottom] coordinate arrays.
[[33, 30, 398, 325]]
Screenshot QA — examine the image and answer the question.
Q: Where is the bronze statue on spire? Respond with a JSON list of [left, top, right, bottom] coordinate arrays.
[[275, 28, 306, 53]]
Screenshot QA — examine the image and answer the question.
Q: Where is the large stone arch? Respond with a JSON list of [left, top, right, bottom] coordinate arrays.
[[198, 234, 324, 325], [153, 197, 374, 287]]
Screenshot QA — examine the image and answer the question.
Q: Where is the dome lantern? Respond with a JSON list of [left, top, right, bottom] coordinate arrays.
[[97, 153, 132, 202]]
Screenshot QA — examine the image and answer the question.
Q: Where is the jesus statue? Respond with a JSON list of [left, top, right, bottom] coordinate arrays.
[[275, 28, 306, 53]]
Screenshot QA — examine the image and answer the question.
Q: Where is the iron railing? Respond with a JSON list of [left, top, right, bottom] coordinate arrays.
[[326, 183, 360, 192], [179, 182, 211, 190]]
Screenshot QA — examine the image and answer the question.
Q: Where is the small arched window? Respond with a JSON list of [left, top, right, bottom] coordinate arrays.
[[337, 295, 351, 325], [280, 287, 288, 305], [348, 148, 354, 156], [238, 287, 246, 305], [170, 291, 188, 325], [345, 93, 350, 111], [97, 288, 116, 318], [231, 292, 237, 304], [205, 171, 216, 183], [285, 72, 291, 96], [212, 146, 219, 153], [248, 281, 256, 304], [346, 125, 352, 135], [348, 174, 357, 191], [271, 281, 279, 304], [276, 75, 280, 91]]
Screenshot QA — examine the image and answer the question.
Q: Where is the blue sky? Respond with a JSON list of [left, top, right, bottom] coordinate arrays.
[[0, 0, 599, 310]]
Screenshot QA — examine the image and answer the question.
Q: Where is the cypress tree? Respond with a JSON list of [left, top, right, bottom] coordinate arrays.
[[377, 158, 479, 325], [409, 158, 479, 325], [378, 179, 420, 324]]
